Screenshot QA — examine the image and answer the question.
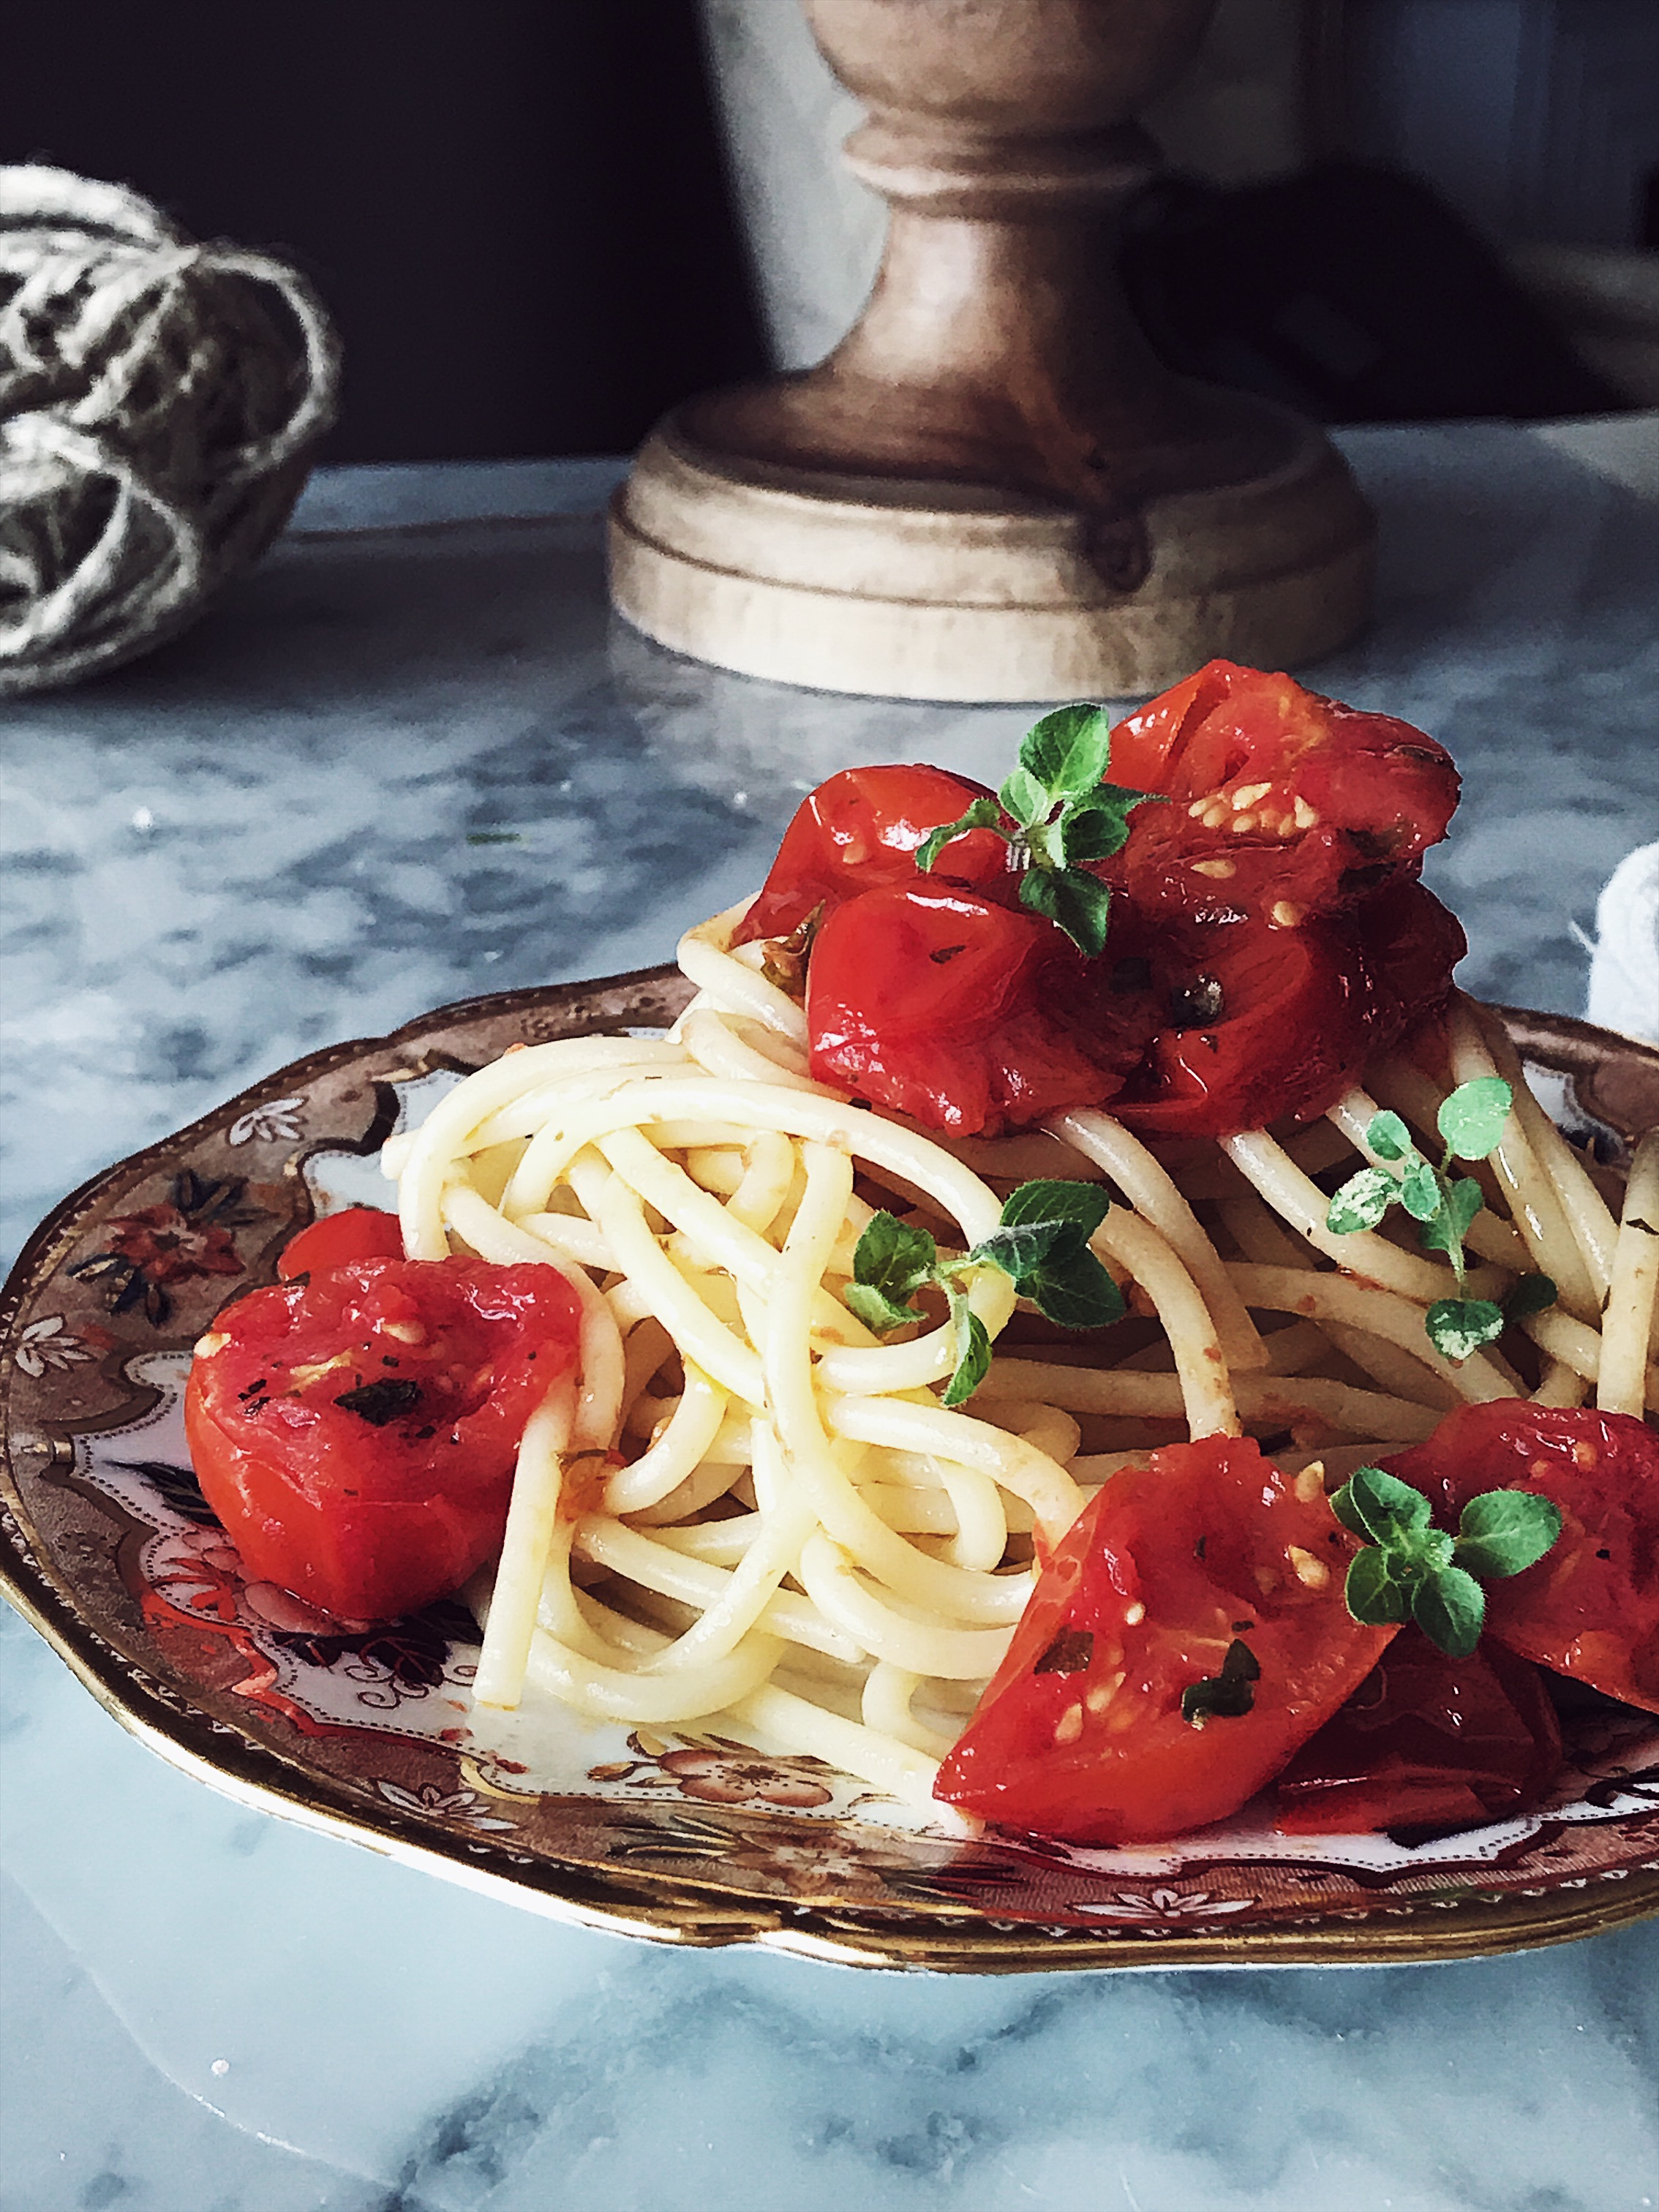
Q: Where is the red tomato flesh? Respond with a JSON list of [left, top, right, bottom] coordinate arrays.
[[805, 885, 1152, 1136], [1384, 1402, 1659, 1714], [1109, 911, 1371, 1137], [934, 1438, 1393, 1843], [187, 1256, 582, 1621], [1105, 660, 1459, 925], [1276, 1627, 1562, 1836], [736, 764, 1008, 944], [276, 1206, 405, 1279]]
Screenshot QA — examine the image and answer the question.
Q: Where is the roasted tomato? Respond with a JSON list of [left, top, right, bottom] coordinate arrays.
[[276, 1206, 405, 1279], [735, 764, 1009, 944], [1384, 1403, 1659, 1713], [1104, 661, 1459, 925], [805, 884, 1151, 1136], [187, 1256, 582, 1622], [1275, 1628, 1562, 1837], [1353, 875, 1467, 1046], [933, 1438, 1393, 1843], [1108, 911, 1372, 1137]]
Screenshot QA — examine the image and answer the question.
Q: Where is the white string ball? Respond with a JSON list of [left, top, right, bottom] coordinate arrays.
[[0, 165, 341, 695]]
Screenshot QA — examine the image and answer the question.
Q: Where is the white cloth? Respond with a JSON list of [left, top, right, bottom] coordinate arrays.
[[1587, 840, 1659, 1045]]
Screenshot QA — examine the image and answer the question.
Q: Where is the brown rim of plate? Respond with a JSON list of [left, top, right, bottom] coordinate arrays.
[[2, 975, 1657, 1974]]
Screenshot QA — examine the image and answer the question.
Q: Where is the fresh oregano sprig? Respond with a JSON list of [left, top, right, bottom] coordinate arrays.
[[1331, 1464, 1562, 1657], [846, 1178, 1126, 1406], [913, 705, 1159, 958], [1325, 1078, 1554, 1361]]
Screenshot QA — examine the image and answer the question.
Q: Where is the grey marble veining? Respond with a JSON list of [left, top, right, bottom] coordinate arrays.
[[2, 428, 1658, 2212]]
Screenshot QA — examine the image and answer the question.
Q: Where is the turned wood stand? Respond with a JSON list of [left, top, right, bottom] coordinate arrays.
[[609, 0, 1374, 702]]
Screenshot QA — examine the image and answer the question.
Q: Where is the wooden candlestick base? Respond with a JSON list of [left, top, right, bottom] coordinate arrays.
[[609, 0, 1374, 703], [611, 406, 1370, 701]]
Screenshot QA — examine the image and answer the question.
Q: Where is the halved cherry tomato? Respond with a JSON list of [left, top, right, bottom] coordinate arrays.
[[1275, 1627, 1562, 1836], [1105, 661, 1459, 925], [735, 764, 1009, 944], [1105, 879, 1465, 1139], [805, 884, 1152, 1136], [1110, 911, 1371, 1137], [187, 1256, 582, 1621], [933, 1437, 1393, 1844], [276, 1206, 405, 1279], [1383, 1403, 1659, 1714]]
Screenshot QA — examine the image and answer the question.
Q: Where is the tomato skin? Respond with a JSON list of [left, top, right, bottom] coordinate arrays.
[[1353, 876, 1466, 1046], [1105, 661, 1459, 925], [805, 885, 1151, 1136], [735, 764, 1009, 944], [276, 1208, 405, 1279], [934, 1438, 1393, 1844], [1383, 1403, 1659, 1714], [1275, 1628, 1562, 1837], [1110, 911, 1371, 1137], [187, 1256, 582, 1621]]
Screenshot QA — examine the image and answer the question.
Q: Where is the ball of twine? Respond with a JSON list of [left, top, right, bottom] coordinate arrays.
[[0, 165, 341, 695]]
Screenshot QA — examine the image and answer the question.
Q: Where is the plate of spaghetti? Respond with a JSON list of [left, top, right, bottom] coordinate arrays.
[[4, 662, 1658, 1973]]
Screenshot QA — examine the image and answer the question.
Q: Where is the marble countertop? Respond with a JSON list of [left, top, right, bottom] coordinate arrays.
[[3, 424, 1658, 2211]]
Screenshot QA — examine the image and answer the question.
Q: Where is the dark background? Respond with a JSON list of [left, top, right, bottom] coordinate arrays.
[[4, 1, 768, 462], [8, 1, 1654, 459]]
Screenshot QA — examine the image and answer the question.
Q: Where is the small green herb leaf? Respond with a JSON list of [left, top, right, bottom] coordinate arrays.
[[1503, 1273, 1558, 1322], [1018, 866, 1115, 958], [1425, 1297, 1505, 1361], [1399, 1159, 1443, 1222], [1410, 1565, 1486, 1657], [1419, 1175, 1486, 1263], [1452, 1489, 1562, 1579], [1181, 1639, 1260, 1727], [997, 766, 1049, 829], [1327, 1167, 1396, 1235], [1331, 1464, 1432, 1545], [1020, 1246, 1126, 1331], [844, 1281, 923, 1334], [1437, 1077, 1513, 1161], [1344, 1545, 1412, 1625], [1019, 704, 1116, 798], [916, 797, 1005, 876], [1366, 1110, 1412, 1162], [848, 1211, 939, 1334], [941, 1292, 992, 1408], [1058, 799, 1135, 865], [996, 1179, 1113, 1239]]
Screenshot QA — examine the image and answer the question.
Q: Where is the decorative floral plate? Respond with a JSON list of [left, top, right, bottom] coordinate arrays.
[[4, 971, 1658, 1974]]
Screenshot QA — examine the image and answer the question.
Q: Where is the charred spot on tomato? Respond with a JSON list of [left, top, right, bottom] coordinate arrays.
[[929, 942, 968, 965], [335, 1377, 423, 1426], [1034, 1627, 1094, 1674], [1181, 1639, 1261, 1728], [236, 1377, 268, 1400], [1167, 974, 1225, 1028]]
